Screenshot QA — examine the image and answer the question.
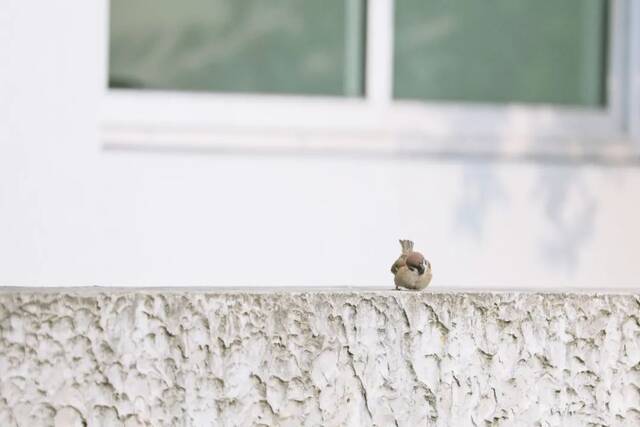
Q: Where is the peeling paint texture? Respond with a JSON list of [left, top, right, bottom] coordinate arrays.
[[1, 289, 640, 426]]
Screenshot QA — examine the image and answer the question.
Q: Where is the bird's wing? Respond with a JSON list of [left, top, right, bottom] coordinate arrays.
[[391, 257, 406, 274]]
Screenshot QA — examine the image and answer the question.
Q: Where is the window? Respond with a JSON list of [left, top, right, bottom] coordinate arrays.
[[103, 0, 639, 157], [109, 0, 366, 97], [394, 0, 608, 107]]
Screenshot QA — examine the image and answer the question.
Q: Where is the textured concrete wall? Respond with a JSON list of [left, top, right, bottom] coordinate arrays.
[[0, 289, 639, 426]]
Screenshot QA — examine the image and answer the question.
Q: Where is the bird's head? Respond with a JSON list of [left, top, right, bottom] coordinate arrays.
[[406, 252, 430, 275]]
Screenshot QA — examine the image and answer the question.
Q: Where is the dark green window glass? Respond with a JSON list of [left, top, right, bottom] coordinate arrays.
[[394, 0, 608, 106], [109, 0, 365, 97]]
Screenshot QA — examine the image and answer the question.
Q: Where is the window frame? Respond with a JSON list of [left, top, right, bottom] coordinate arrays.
[[102, 0, 640, 159]]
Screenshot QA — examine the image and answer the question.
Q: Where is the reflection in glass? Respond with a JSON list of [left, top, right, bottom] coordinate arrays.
[[109, 0, 365, 97], [394, 0, 608, 106]]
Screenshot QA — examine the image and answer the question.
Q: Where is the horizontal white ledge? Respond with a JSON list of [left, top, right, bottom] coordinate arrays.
[[1, 286, 638, 295], [102, 90, 639, 163]]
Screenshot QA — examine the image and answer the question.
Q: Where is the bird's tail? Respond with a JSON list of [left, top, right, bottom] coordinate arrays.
[[399, 239, 414, 254]]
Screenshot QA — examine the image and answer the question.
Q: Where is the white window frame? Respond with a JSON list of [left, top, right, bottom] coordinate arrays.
[[102, 0, 640, 160]]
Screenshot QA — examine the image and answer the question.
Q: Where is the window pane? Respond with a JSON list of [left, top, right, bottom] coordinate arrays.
[[394, 0, 608, 106], [109, 0, 365, 97]]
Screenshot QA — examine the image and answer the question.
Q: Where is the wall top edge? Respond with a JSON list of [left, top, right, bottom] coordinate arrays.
[[0, 286, 638, 297]]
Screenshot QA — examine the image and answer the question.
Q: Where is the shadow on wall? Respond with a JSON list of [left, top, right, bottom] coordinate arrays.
[[454, 164, 507, 241], [534, 167, 597, 272], [453, 159, 601, 276], [447, 96, 614, 276]]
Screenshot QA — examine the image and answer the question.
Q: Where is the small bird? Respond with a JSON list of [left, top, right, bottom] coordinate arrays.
[[390, 239, 432, 291]]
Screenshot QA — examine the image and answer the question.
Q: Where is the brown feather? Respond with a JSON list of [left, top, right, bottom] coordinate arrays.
[[391, 257, 406, 274]]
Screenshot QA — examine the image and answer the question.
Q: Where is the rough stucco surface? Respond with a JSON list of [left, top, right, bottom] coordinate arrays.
[[0, 289, 639, 426]]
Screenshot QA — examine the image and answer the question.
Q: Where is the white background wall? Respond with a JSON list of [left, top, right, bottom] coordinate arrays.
[[1, 1, 639, 289]]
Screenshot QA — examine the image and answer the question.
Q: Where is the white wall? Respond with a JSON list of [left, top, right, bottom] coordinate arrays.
[[1, 1, 639, 288], [2, 289, 638, 425]]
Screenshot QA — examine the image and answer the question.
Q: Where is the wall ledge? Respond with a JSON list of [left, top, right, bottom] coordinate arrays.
[[1, 288, 639, 425], [1, 286, 639, 294]]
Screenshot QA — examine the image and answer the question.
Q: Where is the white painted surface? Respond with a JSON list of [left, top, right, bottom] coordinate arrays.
[[366, 0, 394, 106], [629, 0, 640, 140], [1, 1, 640, 288], [1, 289, 639, 426]]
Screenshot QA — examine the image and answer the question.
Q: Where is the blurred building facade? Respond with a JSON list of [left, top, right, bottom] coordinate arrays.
[[1, 1, 639, 288]]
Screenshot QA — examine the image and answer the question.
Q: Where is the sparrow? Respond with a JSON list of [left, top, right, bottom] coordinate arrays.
[[390, 239, 432, 291]]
